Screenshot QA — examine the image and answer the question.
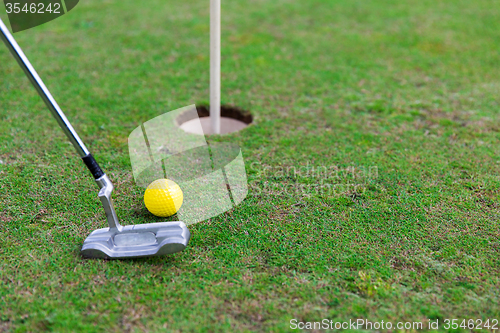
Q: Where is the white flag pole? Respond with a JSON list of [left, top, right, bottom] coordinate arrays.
[[210, 0, 221, 134]]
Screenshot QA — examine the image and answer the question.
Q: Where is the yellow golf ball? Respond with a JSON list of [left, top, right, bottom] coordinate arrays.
[[144, 179, 183, 217]]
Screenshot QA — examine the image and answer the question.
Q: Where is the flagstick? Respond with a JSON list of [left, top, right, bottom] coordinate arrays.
[[210, 0, 221, 134]]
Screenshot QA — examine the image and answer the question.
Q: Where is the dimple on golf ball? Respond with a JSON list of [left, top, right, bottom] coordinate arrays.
[[144, 179, 183, 217]]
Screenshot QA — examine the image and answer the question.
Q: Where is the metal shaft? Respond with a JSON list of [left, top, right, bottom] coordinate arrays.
[[0, 18, 89, 157]]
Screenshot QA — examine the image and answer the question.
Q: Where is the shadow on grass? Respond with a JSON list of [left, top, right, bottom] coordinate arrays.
[[77, 250, 184, 265], [132, 206, 181, 223]]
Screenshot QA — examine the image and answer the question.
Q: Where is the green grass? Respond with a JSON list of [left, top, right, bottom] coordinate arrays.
[[1, 0, 500, 331]]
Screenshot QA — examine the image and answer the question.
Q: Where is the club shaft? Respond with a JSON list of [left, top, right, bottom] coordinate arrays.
[[0, 18, 89, 157]]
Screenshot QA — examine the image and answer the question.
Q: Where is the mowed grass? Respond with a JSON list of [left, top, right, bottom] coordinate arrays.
[[1, 0, 500, 331]]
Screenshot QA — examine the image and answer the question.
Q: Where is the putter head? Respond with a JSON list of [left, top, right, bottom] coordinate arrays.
[[81, 221, 190, 259], [81, 174, 191, 259]]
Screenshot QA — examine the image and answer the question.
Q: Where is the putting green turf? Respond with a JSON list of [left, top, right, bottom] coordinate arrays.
[[1, 0, 500, 331]]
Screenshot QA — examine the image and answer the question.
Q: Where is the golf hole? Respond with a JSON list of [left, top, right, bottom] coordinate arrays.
[[177, 105, 252, 135]]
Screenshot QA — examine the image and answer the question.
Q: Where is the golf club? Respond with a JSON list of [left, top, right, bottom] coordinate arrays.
[[0, 18, 190, 259]]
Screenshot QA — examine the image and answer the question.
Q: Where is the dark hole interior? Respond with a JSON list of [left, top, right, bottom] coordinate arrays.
[[176, 105, 253, 126]]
